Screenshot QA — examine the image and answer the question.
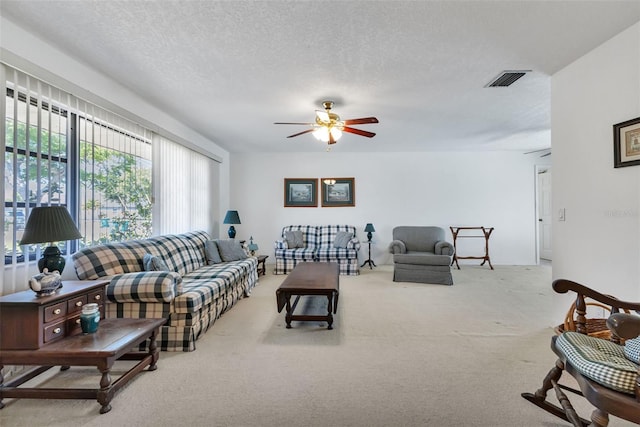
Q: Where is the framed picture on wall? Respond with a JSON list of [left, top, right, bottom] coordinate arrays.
[[321, 177, 355, 207], [284, 178, 317, 207], [613, 117, 640, 168]]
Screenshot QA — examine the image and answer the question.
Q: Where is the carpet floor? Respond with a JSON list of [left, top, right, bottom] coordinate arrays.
[[0, 264, 635, 426]]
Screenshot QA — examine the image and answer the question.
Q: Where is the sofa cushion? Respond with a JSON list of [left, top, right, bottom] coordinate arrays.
[[393, 252, 452, 266], [557, 331, 639, 395], [205, 240, 223, 264], [285, 230, 305, 248], [333, 231, 353, 248], [215, 239, 248, 262], [317, 225, 357, 247], [143, 253, 170, 271]]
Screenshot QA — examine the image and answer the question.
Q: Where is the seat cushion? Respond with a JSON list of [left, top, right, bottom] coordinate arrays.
[[394, 251, 451, 266], [557, 331, 639, 395]]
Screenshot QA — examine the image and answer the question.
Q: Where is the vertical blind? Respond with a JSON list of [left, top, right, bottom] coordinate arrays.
[[152, 134, 217, 236], [2, 66, 72, 294]]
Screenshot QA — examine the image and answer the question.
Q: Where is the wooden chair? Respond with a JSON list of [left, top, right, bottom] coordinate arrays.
[[521, 279, 640, 426]]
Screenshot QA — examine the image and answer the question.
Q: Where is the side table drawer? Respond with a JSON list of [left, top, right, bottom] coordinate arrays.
[[44, 320, 66, 343], [44, 302, 67, 323], [67, 295, 88, 314], [88, 288, 105, 305]]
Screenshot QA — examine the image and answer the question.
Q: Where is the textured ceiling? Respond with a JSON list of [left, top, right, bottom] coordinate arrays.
[[2, 1, 640, 153]]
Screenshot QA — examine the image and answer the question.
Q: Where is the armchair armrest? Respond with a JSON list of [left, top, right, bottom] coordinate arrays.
[[607, 313, 640, 340], [347, 237, 361, 250], [435, 240, 454, 256], [388, 240, 406, 254], [275, 239, 288, 250], [107, 271, 183, 303]]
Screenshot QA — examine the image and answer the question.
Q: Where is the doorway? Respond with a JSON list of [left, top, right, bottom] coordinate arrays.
[[537, 167, 552, 261]]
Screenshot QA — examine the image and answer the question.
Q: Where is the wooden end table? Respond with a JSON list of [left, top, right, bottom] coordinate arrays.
[[0, 317, 165, 414], [257, 255, 268, 276]]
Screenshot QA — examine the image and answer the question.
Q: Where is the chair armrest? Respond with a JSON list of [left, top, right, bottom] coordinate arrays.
[[388, 240, 406, 254], [107, 271, 183, 303], [435, 241, 454, 256], [274, 239, 288, 250], [607, 313, 640, 340], [553, 278, 640, 335]]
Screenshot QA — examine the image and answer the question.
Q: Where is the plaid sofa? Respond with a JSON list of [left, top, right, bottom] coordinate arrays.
[[71, 231, 258, 352], [274, 225, 360, 275]]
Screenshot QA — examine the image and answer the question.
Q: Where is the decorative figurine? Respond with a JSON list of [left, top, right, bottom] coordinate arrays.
[[29, 268, 63, 296]]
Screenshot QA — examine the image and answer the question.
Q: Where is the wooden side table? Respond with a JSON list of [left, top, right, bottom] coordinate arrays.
[[256, 255, 268, 276], [360, 240, 376, 269], [450, 226, 494, 270]]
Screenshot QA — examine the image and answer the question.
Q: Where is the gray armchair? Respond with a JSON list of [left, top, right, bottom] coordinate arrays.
[[388, 226, 454, 285]]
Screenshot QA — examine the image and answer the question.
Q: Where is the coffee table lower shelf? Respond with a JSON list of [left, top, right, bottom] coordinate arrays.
[[0, 317, 165, 414]]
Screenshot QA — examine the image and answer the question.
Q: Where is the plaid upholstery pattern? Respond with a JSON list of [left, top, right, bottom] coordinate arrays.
[[73, 231, 258, 352], [274, 225, 361, 275], [625, 337, 640, 363], [108, 271, 183, 303], [557, 331, 639, 394]]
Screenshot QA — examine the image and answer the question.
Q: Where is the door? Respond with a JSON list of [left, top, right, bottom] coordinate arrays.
[[537, 168, 552, 261]]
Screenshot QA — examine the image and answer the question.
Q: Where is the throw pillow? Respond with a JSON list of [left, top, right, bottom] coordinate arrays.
[[205, 240, 223, 265], [284, 230, 304, 248], [143, 253, 170, 271], [215, 239, 248, 262], [333, 231, 353, 248]]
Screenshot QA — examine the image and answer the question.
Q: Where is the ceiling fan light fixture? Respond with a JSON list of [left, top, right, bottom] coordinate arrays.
[[313, 127, 329, 142], [330, 127, 342, 141]]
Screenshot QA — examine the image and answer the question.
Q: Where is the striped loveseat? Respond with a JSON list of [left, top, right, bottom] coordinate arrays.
[[72, 231, 257, 351], [274, 225, 361, 275]]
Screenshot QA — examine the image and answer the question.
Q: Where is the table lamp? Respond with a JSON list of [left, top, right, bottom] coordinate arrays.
[[364, 223, 376, 242], [248, 236, 259, 256], [19, 206, 83, 273], [223, 210, 241, 238]]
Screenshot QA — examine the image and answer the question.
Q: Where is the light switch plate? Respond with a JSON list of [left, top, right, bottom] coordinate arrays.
[[558, 208, 566, 221]]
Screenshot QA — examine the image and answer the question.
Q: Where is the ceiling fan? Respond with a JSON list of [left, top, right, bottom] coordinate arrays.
[[274, 101, 379, 146]]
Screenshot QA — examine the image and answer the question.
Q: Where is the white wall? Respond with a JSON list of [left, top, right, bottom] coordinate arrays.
[[231, 151, 550, 267], [552, 22, 640, 304]]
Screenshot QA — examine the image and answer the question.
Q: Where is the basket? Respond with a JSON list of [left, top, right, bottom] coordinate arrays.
[[554, 300, 629, 342]]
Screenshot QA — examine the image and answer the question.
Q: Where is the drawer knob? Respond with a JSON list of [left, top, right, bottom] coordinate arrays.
[[75, 301, 83, 307], [53, 327, 61, 334], [76, 318, 81, 324], [54, 308, 61, 315], [94, 295, 101, 300]]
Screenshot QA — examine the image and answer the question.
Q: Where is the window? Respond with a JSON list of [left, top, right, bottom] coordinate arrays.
[[77, 114, 152, 247], [3, 68, 152, 265]]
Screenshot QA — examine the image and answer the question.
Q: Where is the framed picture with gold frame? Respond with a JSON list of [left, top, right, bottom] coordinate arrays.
[[284, 178, 317, 207], [613, 117, 640, 168], [321, 177, 355, 207]]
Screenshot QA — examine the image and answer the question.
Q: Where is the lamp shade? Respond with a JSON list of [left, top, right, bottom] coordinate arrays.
[[20, 206, 82, 245], [364, 223, 376, 233], [19, 206, 82, 275], [223, 210, 241, 239], [223, 210, 241, 225]]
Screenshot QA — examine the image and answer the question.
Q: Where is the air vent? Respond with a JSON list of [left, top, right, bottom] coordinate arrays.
[[485, 70, 530, 87]]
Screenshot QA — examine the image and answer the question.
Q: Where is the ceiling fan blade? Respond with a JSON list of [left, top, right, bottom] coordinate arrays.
[[343, 126, 376, 138], [343, 117, 379, 125], [274, 122, 315, 125], [286, 129, 315, 138]]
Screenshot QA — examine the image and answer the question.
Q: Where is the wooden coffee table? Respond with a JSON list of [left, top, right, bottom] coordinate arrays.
[[0, 317, 165, 414], [276, 262, 339, 329]]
